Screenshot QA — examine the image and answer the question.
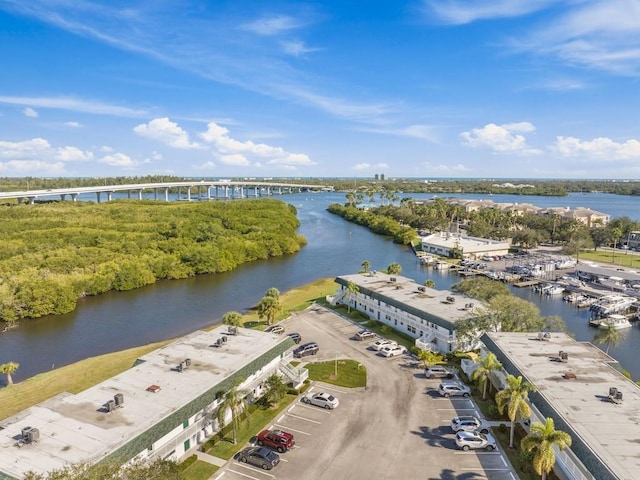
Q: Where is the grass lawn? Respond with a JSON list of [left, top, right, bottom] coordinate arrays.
[[0, 341, 168, 421], [207, 393, 299, 460], [306, 359, 367, 388], [578, 250, 640, 268], [181, 460, 218, 480]]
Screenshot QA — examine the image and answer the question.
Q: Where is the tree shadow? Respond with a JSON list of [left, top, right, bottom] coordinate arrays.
[[410, 425, 455, 448], [427, 469, 485, 480]]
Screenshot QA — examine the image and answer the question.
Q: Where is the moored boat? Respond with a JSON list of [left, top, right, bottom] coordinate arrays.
[[598, 314, 633, 330]]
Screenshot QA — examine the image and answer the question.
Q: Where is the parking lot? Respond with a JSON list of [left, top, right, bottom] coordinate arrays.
[[213, 305, 516, 480]]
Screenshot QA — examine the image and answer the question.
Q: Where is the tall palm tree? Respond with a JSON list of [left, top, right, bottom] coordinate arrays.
[[593, 323, 625, 354], [346, 281, 359, 313], [387, 262, 402, 275], [521, 417, 572, 480], [265, 287, 280, 300], [496, 374, 535, 448], [217, 379, 249, 444], [0, 362, 20, 386], [361, 260, 371, 273], [470, 353, 502, 400], [257, 295, 281, 325], [222, 311, 243, 327]]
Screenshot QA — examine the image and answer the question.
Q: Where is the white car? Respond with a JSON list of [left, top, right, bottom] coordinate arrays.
[[355, 330, 376, 341], [370, 339, 397, 351], [450, 416, 489, 434], [265, 325, 284, 334], [439, 382, 471, 398], [302, 392, 339, 409], [380, 345, 407, 357], [455, 431, 496, 451]]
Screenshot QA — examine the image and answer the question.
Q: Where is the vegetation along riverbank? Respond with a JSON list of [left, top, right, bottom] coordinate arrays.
[[0, 199, 306, 325]]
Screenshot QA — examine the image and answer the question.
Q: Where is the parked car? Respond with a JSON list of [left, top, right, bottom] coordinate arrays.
[[425, 365, 455, 379], [380, 344, 407, 357], [293, 342, 319, 358], [287, 332, 302, 344], [302, 391, 339, 409], [455, 431, 496, 451], [439, 382, 471, 398], [450, 416, 489, 434], [237, 446, 280, 470], [370, 339, 397, 351], [265, 325, 284, 334], [355, 330, 376, 341], [256, 429, 295, 453]]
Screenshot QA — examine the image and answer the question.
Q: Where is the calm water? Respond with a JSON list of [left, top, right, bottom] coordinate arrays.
[[1, 191, 639, 385]]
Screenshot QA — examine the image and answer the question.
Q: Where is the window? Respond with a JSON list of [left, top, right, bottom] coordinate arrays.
[[183, 420, 189, 429]]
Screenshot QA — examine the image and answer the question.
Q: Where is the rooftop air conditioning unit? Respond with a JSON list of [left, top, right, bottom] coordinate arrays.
[[615, 391, 623, 401], [106, 399, 116, 413], [25, 428, 39, 443], [560, 352, 569, 362], [609, 386, 618, 397], [185, 358, 192, 368], [114, 393, 124, 407], [390, 277, 396, 282], [418, 286, 426, 292]]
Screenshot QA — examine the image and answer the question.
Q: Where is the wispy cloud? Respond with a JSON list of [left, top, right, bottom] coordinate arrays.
[[23, 107, 38, 117], [358, 124, 439, 142], [240, 15, 303, 36], [423, 0, 560, 25], [281, 40, 319, 57], [0, 95, 147, 117]]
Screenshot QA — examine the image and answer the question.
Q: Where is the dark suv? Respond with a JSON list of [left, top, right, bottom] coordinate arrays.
[[287, 332, 302, 344], [294, 342, 319, 358]]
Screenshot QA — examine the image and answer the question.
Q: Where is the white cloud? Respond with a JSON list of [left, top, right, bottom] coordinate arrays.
[[151, 151, 162, 160], [195, 161, 216, 170], [56, 146, 94, 162], [423, 162, 469, 172], [460, 122, 542, 155], [200, 121, 314, 167], [0, 138, 51, 158], [0, 160, 65, 175], [134, 117, 201, 149], [100, 145, 114, 153], [240, 15, 302, 36], [423, 0, 559, 25], [219, 154, 250, 166], [359, 124, 438, 142], [281, 40, 318, 57], [23, 107, 38, 118], [552, 136, 640, 160], [0, 95, 146, 117], [101, 152, 135, 167], [352, 162, 389, 171], [65, 121, 82, 127]]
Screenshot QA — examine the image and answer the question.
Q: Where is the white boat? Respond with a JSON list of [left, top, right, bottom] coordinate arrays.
[[590, 295, 636, 316], [434, 261, 452, 270], [598, 314, 632, 330], [545, 285, 565, 295]]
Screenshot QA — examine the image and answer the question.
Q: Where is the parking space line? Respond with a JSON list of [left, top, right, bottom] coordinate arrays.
[[454, 451, 501, 455], [285, 412, 322, 424], [232, 462, 277, 478], [273, 424, 311, 435], [314, 383, 350, 394], [499, 456, 507, 467], [294, 403, 332, 415], [212, 472, 225, 480], [228, 466, 268, 480], [277, 414, 285, 422]]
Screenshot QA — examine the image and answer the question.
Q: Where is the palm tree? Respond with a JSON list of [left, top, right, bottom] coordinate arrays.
[[257, 295, 281, 325], [265, 287, 280, 300], [222, 311, 243, 327], [361, 260, 371, 273], [217, 378, 249, 444], [387, 262, 402, 275], [593, 323, 625, 354], [496, 374, 535, 448], [521, 417, 572, 480], [424, 279, 436, 289], [470, 353, 502, 400], [346, 281, 359, 313], [611, 226, 623, 264], [0, 362, 20, 386]]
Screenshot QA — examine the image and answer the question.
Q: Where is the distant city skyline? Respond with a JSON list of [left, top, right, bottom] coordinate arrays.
[[1, 1, 639, 179]]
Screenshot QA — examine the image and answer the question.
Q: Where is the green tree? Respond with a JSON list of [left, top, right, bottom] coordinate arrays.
[[345, 281, 359, 313], [424, 279, 436, 288], [387, 262, 402, 275], [593, 323, 625, 354], [0, 361, 19, 385], [488, 295, 547, 332], [222, 311, 243, 327], [263, 373, 287, 406], [257, 295, 281, 325], [470, 353, 502, 400], [24, 459, 181, 480], [521, 417, 572, 480], [412, 347, 443, 367], [496, 374, 535, 448], [217, 378, 249, 444], [361, 260, 371, 273], [265, 287, 280, 300]]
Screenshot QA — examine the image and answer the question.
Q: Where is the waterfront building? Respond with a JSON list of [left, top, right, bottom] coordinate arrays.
[[0, 326, 305, 479], [420, 232, 510, 260], [481, 331, 640, 480], [333, 273, 485, 352]]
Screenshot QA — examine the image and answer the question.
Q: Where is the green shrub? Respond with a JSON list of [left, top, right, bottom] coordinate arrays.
[[179, 454, 198, 471], [498, 423, 508, 434], [487, 404, 500, 419], [380, 325, 392, 335]]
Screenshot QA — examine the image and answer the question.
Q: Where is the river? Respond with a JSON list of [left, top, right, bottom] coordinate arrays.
[[1, 190, 639, 385]]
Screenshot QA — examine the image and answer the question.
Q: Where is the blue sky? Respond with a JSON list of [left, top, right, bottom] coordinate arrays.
[[0, 0, 639, 179]]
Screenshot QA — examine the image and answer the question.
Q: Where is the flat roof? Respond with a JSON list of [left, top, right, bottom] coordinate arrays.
[[484, 332, 640, 480], [336, 273, 484, 329], [576, 262, 640, 282], [0, 326, 287, 479]]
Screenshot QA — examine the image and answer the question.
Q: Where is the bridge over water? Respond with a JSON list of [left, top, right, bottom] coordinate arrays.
[[0, 181, 330, 204]]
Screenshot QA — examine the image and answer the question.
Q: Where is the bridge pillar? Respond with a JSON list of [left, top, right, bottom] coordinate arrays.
[[187, 187, 191, 201], [153, 188, 158, 201], [71, 194, 78, 202], [137, 190, 143, 200], [207, 186, 211, 200], [60, 194, 66, 201], [28, 196, 36, 205], [127, 190, 131, 199], [107, 191, 113, 202], [96, 192, 101, 203], [164, 188, 169, 201]]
